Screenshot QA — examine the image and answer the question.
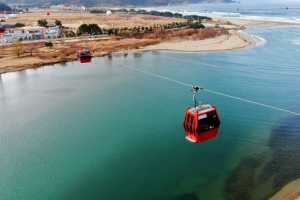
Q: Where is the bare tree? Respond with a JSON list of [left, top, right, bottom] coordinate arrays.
[[26, 41, 37, 56], [11, 41, 23, 58]]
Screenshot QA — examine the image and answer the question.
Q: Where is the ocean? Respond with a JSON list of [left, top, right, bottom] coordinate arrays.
[[1, 2, 300, 200], [144, 1, 300, 24]]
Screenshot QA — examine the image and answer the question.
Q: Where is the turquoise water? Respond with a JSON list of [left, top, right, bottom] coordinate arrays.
[[1, 26, 300, 199]]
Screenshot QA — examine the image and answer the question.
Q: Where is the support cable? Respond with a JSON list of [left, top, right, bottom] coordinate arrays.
[[119, 64, 300, 116]]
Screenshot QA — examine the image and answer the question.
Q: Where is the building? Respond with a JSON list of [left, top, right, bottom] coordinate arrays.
[[7, 14, 16, 19], [2, 26, 61, 43]]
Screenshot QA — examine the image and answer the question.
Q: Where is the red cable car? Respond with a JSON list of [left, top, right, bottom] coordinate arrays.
[[183, 86, 220, 143], [0, 25, 5, 34], [78, 40, 92, 63]]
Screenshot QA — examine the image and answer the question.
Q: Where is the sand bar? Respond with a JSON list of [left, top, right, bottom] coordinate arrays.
[[118, 29, 255, 54]]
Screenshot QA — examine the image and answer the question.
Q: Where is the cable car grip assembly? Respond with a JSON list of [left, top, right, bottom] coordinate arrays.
[[191, 85, 203, 107]]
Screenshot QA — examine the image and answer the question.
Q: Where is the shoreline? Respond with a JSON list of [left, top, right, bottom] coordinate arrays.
[[270, 178, 300, 200], [114, 29, 256, 55], [0, 18, 299, 75], [0, 28, 255, 75]]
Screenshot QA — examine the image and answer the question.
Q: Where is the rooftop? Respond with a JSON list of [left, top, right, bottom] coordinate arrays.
[[16, 26, 47, 31]]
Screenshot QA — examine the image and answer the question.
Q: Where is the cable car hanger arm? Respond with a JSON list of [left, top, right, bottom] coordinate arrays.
[[192, 85, 203, 107]]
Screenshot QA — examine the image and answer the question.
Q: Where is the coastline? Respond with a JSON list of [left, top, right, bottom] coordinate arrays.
[[114, 29, 255, 54], [269, 178, 300, 200], [0, 18, 299, 75]]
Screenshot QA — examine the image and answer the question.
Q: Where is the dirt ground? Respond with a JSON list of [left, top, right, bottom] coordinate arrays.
[[2, 9, 187, 31]]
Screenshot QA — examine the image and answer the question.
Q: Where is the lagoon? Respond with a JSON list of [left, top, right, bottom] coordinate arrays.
[[1, 22, 300, 200]]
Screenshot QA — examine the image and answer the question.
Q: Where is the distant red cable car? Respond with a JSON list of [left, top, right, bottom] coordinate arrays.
[[46, 12, 50, 16], [0, 25, 5, 34], [183, 86, 220, 143], [77, 40, 92, 63]]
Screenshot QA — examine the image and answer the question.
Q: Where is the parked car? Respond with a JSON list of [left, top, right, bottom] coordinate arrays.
[[1, 19, 5, 22]]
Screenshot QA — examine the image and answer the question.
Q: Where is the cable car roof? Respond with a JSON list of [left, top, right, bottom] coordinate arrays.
[[188, 104, 214, 114]]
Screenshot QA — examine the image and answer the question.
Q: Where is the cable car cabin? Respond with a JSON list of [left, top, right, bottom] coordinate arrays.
[[78, 40, 92, 63], [77, 49, 92, 63], [79, 57, 92, 63], [183, 103, 220, 143]]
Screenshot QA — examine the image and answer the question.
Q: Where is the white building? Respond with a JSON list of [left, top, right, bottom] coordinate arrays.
[[7, 14, 16, 19], [2, 26, 61, 43]]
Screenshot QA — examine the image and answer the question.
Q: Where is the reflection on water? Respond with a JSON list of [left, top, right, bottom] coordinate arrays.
[[58, 61, 67, 67]]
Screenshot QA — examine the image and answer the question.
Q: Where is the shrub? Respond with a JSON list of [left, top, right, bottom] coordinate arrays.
[[44, 41, 53, 47]]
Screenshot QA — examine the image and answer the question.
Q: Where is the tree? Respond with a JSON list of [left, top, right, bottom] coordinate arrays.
[[44, 41, 53, 47], [15, 22, 25, 28], [77, 24, 89, 35], [68, 30, 76, 37], [89, 23, 102, 35], [37, 19, 48, 27], [77, 23, 102, 35], [0, 2, 12, 12], [11, 41, 23, 58], [55, 20, 62, 27], [25, 41, 37, 56], [107, 28, 113, 35], [114, 28, 118, 35]]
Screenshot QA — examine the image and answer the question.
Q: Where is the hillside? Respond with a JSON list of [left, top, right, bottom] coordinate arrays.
[[0, 0, 234, 7], [0, 2, 12, 12]]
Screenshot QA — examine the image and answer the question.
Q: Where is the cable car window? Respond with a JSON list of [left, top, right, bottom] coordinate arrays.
[[190, 116, 194, 133], [197, 112, 220, 134], [185, 114, 190, 131], [198, 114, 207, 120]]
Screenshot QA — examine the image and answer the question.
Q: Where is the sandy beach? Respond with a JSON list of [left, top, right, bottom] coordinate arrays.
[[270, 178, 300, 200], [118, 29, 255, 54]]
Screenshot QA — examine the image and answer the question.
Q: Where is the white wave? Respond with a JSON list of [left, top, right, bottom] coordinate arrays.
[[295, 41, 300, 45], [211, 12, 240, 17], [237, 15, 300, 24], [238, 30, 267, 47], [174, 9, 300, 24], [141, 7, 300, 24]]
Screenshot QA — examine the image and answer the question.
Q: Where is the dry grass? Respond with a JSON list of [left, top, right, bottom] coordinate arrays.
[[0, 26, 228, 61], [5, 10, 187, 31], [118, 27, 228, 42], [35, 47, 75, 60]]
